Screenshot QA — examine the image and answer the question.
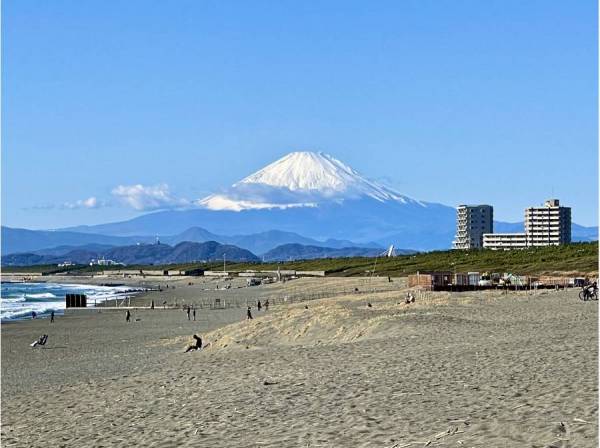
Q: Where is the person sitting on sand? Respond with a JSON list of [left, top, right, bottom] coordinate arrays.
[[30, 334, 48, 348], [185, 334, 203, 352], [247, 306, 253, 320]]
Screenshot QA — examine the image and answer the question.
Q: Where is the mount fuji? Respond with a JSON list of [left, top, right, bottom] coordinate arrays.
[[198, 151, 424, 211], [65, 152, 457, 250]]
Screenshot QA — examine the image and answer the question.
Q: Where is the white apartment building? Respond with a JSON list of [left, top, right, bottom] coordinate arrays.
[[483, 233, 528, 250], [524, 199, 571, 246], [483, 199, 571, 250], [452, 205, 493, 250]]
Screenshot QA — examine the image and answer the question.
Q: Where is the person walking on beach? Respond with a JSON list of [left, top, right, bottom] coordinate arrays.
[[31, 311, 37, 319], [50, 310, 55, 323], [247, 306, 253, 320], [264, 299, 269, 311], [125, 310, 131, 323], [185, 334, 203, 352], [150, 300, 154, 310], [192, 307, 196, 321], [257, 300, 262, 312], [186, 305, 191, 321]]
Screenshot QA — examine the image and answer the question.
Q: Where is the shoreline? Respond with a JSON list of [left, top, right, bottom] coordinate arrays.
[[0, 281, 153, 323]]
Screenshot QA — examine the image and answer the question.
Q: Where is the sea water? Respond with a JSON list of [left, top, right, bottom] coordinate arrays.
[[0, 282, 142, 321]]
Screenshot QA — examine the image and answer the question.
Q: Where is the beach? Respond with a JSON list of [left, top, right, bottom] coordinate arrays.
[[1, 278, 597, 447]]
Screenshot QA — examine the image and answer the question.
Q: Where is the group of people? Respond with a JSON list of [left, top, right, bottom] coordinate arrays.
[[125, 303, 200, 322], [30, 309, 55, 322], [246, 299, 269, 320], [185, 305, 196, 321], [404, 292, 416, 304]]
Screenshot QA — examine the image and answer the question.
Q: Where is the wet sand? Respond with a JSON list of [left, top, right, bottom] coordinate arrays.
[[1, 281, 597, 447]]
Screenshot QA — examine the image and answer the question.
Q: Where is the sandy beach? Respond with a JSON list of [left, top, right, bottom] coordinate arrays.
[[1, 278, 597, 447]]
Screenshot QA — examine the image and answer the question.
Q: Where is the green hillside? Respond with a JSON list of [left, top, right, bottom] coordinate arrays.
[[4, 242, 596, 277], [211, 242, 598, 276]]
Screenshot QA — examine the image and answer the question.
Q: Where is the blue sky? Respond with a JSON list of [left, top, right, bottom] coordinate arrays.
[[2, 0, 598, 229]]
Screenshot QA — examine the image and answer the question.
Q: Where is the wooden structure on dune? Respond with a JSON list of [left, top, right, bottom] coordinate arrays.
[[408, 271, 453, 291]]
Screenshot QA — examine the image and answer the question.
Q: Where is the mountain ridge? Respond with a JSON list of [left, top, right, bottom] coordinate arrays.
[[1, 225, 384, 256], [2, 241, 259, 266]]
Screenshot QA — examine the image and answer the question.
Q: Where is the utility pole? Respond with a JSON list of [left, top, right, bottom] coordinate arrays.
[[223, 253, 226, 273]]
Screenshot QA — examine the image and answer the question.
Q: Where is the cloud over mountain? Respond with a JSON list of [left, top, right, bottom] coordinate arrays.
[[63, 197, 102, 209], [111, 183, 189, 211]]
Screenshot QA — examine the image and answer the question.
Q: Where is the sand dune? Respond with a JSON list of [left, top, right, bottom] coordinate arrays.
[[201, 290, 450, 350]]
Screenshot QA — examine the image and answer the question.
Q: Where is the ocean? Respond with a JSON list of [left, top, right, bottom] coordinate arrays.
[[0, 282, 142, 321]]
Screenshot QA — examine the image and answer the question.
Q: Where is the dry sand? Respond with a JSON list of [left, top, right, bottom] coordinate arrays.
[[1, 279, 597, 447]]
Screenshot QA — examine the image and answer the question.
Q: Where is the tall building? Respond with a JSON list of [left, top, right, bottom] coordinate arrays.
[[524, 199, 571, 246], [483, 199, 571, 250], [452, 205, 493, 250]]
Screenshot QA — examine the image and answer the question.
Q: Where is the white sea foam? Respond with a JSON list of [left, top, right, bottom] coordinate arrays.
[[26, 292, 58, 299], [0, 282, 144, 321]]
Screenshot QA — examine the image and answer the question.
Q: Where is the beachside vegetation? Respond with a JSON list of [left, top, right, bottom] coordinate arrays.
[[3, 241, 597, 276]]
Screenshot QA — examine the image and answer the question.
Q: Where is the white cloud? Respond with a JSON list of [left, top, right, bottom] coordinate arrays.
[[63, 196, 103, 209], [111, 183, 189, 211]]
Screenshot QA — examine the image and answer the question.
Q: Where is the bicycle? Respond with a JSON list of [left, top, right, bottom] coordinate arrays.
[[579, 285, 598, 301]]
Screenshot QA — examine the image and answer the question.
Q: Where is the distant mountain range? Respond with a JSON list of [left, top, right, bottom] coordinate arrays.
[[2, 241, 260, 266], [3, 152, 597, 259], [57, 152, 596, 250], [3, 219, 595, 260], [2, 239, 398, 266], [1, 226, 383, 256], [59, 152, 459, 250]]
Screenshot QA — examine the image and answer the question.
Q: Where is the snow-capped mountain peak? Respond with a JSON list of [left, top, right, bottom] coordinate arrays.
[[198, 151, 423, 211], [237, 151, 363, 192]]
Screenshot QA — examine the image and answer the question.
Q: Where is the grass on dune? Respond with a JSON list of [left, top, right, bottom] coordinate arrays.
[[3, 242, 597, 277]]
